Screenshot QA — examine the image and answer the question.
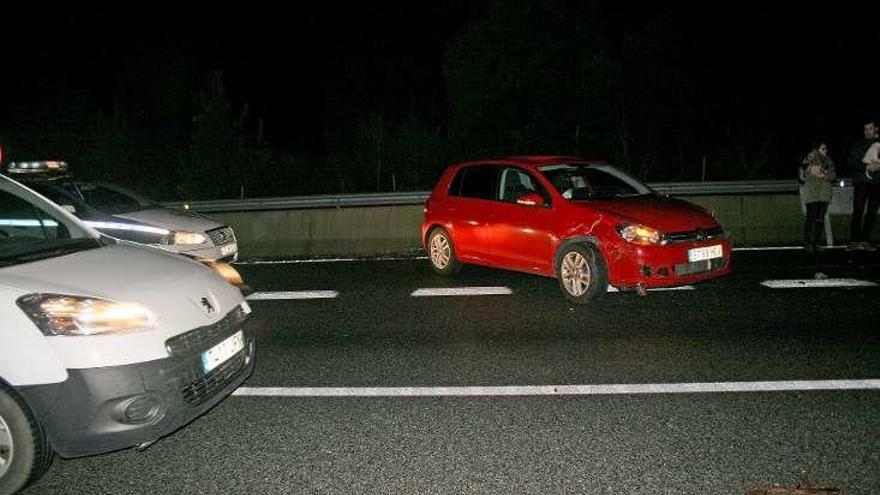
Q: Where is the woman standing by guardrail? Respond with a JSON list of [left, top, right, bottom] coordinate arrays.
[[800, 141, 836, 253]]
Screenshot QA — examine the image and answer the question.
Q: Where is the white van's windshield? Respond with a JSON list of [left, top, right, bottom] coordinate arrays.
[[0, 176, 101, 267]]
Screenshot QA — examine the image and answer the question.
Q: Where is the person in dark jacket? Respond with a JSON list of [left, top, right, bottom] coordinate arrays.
[[800, 142, 836, 252], [845, 120, 880, 250]]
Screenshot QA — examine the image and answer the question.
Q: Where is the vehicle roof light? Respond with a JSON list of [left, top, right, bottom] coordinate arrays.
[[6, 160, 71, 177]]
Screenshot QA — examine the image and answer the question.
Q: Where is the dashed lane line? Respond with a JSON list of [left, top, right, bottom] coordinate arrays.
[[233, 379, 880, 397], [246, 291, 339, 300], [411, 287, 513, 297], [761, 279, 877, 289], [606, 285, 694, 292]]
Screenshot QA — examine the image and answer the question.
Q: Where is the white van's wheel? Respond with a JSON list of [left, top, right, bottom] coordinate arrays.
[[0, 384, 53, 495]]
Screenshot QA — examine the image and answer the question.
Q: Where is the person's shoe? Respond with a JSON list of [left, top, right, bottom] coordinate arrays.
[[814, 271, 828, 279], [863, 241, 878, 252]]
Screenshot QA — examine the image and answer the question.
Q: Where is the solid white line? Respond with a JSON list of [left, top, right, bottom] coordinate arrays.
[[411, 287, 513, 297], [246, 291, 339, 300], [233, 379, 880, 397], [236, 256, 428, 265], [761, 279, 877, 289]]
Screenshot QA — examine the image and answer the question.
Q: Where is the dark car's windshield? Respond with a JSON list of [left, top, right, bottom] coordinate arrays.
[[72, 182, 155, 215], [0, 178, 101, 266], [539, 164, 652, 200]]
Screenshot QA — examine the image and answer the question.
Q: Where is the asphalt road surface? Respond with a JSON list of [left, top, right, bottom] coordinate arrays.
[[22, 247, 880, 494]]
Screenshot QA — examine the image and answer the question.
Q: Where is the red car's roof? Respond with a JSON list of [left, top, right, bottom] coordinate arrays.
[[451, 156, 607, 171]]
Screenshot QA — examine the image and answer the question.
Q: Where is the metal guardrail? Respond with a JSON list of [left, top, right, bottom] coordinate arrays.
[[164, 179, 814, 213]]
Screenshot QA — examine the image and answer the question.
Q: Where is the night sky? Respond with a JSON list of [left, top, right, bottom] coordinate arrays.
[[2, 1, 880, 196]]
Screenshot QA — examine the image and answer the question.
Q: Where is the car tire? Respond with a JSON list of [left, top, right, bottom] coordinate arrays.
[[0, 383, 53, 495], [427, 228, 461, 276], [556, 243, 607, 304]]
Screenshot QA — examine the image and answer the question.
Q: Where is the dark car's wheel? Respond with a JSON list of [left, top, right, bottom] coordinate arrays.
[[0, 384, 53, 495], [556, 243, 608, 304], [427, 228, 461, 275]]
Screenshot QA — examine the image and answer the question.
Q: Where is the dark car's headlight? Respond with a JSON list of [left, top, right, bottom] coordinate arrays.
[[616, 224, 663, 246], [160, 231, 209, 246]]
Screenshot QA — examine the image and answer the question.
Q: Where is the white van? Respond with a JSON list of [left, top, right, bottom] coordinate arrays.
[[0, 174, 255, 494]]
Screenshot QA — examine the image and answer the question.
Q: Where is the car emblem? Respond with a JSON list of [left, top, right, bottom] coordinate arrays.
[[200, 297, 215, 314]]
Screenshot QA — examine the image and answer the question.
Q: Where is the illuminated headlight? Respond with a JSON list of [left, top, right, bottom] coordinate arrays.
[[17, 294, 157, 336], [616, 224, 663, 246], [171, 231, 208, 245]]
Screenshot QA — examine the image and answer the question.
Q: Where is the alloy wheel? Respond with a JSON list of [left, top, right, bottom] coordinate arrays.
[[430, 233, 451, 269], [561, 251, 591, 297], [0, 412, 12, 479]]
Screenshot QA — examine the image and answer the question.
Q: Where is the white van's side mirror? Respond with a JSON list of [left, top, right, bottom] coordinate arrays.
[[61, 204, 77, 214]]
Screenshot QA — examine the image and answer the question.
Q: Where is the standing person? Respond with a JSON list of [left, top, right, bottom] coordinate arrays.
[[800, 142, 836, 252], [846, 120, 880, 250]]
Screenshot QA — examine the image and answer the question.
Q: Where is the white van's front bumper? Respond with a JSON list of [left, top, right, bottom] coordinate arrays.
[[16, 306, 255, 457]]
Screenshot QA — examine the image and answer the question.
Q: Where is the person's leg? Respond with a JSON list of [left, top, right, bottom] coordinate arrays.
[[805, 202, 822, 250], [815, 201, 829, 247], [850, 183, 869, 244], [862, 184, 880, 244]]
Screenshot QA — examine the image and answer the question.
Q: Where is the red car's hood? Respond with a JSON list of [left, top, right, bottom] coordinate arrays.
[[572, 196, 718, 232]]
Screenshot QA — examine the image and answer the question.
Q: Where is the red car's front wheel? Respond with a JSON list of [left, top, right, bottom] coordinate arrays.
[[556, 244, 607, 304]]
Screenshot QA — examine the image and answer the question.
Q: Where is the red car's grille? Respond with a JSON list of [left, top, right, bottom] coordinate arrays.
[[663, 227, 725, 244]]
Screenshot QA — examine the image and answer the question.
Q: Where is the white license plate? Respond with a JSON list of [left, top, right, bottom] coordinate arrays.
[[201, 331, 244, 373], [687, 244, 723, 262], [220, 242, 237, 257]]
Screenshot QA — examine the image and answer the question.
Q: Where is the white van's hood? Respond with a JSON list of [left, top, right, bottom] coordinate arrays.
[[0, 244, 246, 368], [1, 244, 219, 299], [116, 207, 223, 232]]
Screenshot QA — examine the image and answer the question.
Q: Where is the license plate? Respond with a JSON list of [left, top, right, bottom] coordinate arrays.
[[687, 244, 723, 262], [201, 331, 244, 373], [220, 242, 237, 257]]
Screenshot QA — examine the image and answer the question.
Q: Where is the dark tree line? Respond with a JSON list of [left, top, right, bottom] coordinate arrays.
[[0, 1, 866, 201]]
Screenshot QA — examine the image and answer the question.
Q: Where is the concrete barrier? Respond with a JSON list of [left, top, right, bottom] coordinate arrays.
[[204, 187, 876, 259]]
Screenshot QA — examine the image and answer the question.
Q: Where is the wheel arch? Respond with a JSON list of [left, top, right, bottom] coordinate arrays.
[[554, 236, 603, 275]]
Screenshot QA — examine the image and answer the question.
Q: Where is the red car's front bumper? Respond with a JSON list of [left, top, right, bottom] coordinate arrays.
[[602, 238, 732, 290]]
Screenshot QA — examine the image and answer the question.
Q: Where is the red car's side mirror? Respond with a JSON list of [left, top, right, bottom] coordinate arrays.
[[516, 192, 545, 207]]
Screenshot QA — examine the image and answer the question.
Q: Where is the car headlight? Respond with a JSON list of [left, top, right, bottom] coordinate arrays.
[[17, 294, 157, 336], [171, 231, 208, 245], [616, 224, 663, 246]]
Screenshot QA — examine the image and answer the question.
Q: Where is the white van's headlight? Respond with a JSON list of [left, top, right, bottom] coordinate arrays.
[[17, 294, 157, 336], [171, 232, 208, 245]]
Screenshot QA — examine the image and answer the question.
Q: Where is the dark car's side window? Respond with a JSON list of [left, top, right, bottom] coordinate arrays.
[[450, 165, 500, 201]]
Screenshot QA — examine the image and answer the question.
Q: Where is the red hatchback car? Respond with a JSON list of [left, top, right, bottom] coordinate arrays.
[[422, 156, 731, 303]]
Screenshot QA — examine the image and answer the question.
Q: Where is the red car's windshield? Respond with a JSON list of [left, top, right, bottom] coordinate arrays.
[[538, 164, 652, 200]]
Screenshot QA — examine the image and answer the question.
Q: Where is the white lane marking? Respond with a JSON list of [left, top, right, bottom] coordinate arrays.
[[606, 285, 694, 293], [236, 256, 428, 265], [233, 379, 880, 397], [246, 291, 339, 300], [411, 287, 512, 297], [733, 246, 803, 251], [761, 279, 877, 289]]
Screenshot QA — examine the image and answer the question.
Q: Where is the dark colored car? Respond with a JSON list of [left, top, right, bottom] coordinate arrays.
[[422, 156, 731, 303]]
